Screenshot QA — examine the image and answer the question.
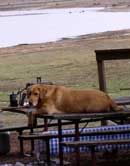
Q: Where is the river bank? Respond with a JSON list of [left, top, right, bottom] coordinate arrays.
[[0, 0, 130, 11]]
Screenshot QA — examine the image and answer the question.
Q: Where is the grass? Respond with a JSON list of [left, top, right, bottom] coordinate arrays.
[[0, 30, 130, 126], [0, 33, 130, 94]]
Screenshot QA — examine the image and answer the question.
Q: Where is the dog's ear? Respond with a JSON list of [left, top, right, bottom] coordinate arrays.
[[39, 86, 47, 100]]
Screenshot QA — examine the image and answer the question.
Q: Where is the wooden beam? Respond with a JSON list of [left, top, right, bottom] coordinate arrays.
[[95, 48, 130, 61]]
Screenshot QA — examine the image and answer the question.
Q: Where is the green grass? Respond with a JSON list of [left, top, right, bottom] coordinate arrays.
[[0, 36, 130, 100], [0, 32, 130, 126]]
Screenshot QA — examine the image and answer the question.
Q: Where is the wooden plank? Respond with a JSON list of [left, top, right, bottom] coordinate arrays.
[[18, 128, 130, 140], [95, 48, 130, 61], [0, 106, 36, 115], [42, 110, 130, 120], [0, 106, 28, 114], [97, 60, 107, 91], [18, 133, 58, 140], [115, 96, 130, 105], [1, 106, 130, 122], [1, 106, 29, 110], [0, 124, 45, 132], [62, 139, 130, 148]]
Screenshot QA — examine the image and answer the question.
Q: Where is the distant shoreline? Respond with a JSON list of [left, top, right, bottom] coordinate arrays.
[[0, 0, 130, 12]]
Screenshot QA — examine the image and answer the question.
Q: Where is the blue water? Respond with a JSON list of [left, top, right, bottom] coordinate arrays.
[[0, 7, 130, 48]]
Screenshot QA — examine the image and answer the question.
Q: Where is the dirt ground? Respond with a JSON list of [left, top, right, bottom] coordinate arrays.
[[0, 0, 130, 165]]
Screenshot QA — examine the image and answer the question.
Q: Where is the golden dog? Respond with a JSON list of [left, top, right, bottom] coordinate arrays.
[[27, 84, 123, 126]]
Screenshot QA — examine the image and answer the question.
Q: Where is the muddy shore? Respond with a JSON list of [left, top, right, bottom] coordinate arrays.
[[0, 0, 130, 11]]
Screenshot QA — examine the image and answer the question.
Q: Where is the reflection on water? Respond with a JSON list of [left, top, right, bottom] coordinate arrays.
[[0, 7, 130, 48]]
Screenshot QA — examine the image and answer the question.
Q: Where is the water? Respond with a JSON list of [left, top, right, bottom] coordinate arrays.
[[0, 7, 130, 48]]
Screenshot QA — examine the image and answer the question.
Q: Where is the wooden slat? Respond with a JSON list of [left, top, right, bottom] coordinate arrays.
[[0, 106, 28, 114], [95, 48, 130, 61], [18, 128, 130, 140], [41, 110, 130, 120], [18, 133, 58, 140], [0, 124, 45, 132], [114, 96, 130, 105], [62, 139, 130, 148]]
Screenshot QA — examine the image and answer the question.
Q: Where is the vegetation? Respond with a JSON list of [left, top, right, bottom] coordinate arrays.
[[0, 0, 130, 126], [0, 31, 130, 106]]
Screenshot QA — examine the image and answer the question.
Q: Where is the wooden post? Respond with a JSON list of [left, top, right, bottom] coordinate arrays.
[[44, 117, 51, 164], [91, 146, 96, 166], [30, 127, 34, 155], [75, 120, 80, 166], [96, 60, 107, 92], [19, 130, 24, 155], [96, 60, 107, 125], [44, 117, 48, 131], [58, 119, 63, 166]]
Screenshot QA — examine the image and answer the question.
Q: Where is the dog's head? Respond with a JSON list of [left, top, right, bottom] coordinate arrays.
[[27, 84, 55, 107], [27, 84, 47, 107]]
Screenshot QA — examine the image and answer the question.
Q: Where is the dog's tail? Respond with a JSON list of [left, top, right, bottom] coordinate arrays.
[[108, 95, 125, 112]]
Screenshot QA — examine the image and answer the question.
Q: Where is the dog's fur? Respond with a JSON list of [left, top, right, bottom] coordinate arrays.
[[27, 84, 123, 126]]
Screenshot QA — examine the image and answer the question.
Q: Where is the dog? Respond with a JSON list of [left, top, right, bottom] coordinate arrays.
[[26, 84, 123, 126]]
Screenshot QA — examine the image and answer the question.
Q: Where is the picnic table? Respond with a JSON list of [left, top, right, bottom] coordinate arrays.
[[40, 110, 130, 166], [1, 97, 130, 165], [0, 106, 29, 114]]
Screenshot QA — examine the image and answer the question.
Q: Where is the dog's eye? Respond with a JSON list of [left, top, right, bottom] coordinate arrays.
[[34, 92, 38, 96]]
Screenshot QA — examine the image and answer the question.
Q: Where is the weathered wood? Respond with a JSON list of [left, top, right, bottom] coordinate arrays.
[[40, 110, 130, 121], [18, 128, 130, 141], [97, 60, 107, 92], [62, 139, 130, 148], [95, 48, 130, 61], [0, 124, 45, 132], [115, 96, 130, 105], [95, 48, 130, 127], [0, 106, 28, 114], [18, 133, 59, 140], [95, 48, 130, 92]]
